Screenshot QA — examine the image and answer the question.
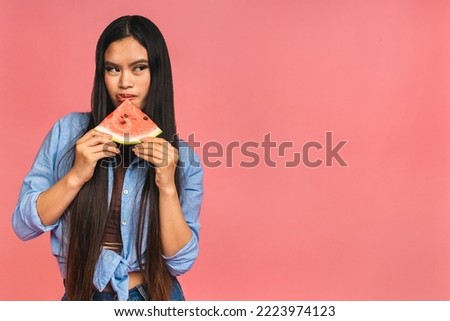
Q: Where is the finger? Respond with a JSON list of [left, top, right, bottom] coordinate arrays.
[[92, 129, 114, 139], [95, 151, 118, 160], [133, 147, 179, 167], [79, 135, 116, 149], [135, 154, 168, 167], [133, 144, 166, 160], [132, 146, 157, 160], [140, 144, 178, 161], [78, 129, 112, 144], [103, 141, 119, 150], [136, 140, 176, 153], [79, 148, 118, 164], [140, 137, 168, 145], [90, 143, 121, 155]]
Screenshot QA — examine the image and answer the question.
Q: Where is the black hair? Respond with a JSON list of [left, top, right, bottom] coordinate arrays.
[[65, 15, 179, 300]]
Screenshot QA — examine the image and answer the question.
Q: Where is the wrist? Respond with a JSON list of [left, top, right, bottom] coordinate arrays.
[[66, 170, 87, 189], [158, 185, 178, 197]]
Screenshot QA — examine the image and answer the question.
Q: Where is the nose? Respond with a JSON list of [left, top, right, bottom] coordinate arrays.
[[119, 70, 134, 89]]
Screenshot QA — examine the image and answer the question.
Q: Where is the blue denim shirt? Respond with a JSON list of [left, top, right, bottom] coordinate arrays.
[[12, 112, 203, 301]]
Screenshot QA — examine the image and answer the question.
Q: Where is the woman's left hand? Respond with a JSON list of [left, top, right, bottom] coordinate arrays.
[[133, 137, 179, 193]]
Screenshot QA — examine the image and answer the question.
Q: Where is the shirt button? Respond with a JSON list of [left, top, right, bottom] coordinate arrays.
[[123, 189, 129, 195], [121, 220, 127, 226]]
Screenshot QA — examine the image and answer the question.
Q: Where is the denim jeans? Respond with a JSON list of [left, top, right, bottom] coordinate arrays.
[[61, 278, 185, 301]]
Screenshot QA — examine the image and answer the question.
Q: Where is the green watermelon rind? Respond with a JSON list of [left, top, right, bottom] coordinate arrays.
[[94, 126, 163, 145], [93, 100, 163, 145]]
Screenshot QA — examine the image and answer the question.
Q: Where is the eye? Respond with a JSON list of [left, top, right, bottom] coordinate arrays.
[[105, 65, 120, 74], [133, 64, 148, 72]]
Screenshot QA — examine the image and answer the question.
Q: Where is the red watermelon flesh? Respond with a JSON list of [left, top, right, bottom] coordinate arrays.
[[94, 100, 162, 145]]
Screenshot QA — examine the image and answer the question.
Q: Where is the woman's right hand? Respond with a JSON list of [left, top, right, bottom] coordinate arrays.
[[69, 129, 120, 185]]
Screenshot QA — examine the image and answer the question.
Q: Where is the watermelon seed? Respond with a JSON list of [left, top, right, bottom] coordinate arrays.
[[120, 120, 126, 125], [123, 114, 128, 118], [143, 116, 149, 120]]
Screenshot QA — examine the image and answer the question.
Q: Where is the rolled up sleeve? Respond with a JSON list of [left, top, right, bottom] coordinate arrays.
[[12, 115, 77, 241], [12, 191, 59, 240]]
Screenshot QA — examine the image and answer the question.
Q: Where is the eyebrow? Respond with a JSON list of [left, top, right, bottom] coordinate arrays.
[[104, 59, 149, 67]]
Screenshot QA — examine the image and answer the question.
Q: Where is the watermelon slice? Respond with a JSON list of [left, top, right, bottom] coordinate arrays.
[[94, 100, 162, 145]]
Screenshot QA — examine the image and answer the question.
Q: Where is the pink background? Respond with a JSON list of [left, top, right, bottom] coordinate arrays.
[[1, 0, 449, 300]]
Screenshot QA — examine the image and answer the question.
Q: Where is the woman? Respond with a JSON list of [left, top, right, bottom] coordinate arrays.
[[12, 15, 203, 301]]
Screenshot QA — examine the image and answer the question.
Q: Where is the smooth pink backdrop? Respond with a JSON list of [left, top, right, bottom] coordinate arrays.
[[1, 0, 449, 300]]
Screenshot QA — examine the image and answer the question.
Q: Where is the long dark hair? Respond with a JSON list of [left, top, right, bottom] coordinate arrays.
[[64, 15, 179, 300]]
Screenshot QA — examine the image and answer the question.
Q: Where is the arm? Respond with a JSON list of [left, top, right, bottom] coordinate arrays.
[[159, 188, 193, 257], [37, 130, 120, 226], [133, 138, 203, 258], [134, 138, 192, 256], [12, 115, 120, 239]]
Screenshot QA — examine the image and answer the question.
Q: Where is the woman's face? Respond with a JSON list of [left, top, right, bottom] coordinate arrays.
[[104, 37, 151, 110]]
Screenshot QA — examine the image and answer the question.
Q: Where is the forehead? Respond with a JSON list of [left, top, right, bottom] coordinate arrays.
[[104, 37, 148, 62]]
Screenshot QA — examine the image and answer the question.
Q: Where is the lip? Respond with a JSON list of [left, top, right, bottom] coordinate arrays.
[[116, 94, 137, 102]]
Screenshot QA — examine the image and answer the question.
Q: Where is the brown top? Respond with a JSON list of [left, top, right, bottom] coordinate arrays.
[[102, 146, 135, 253], [102, 165, 126, 253]]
